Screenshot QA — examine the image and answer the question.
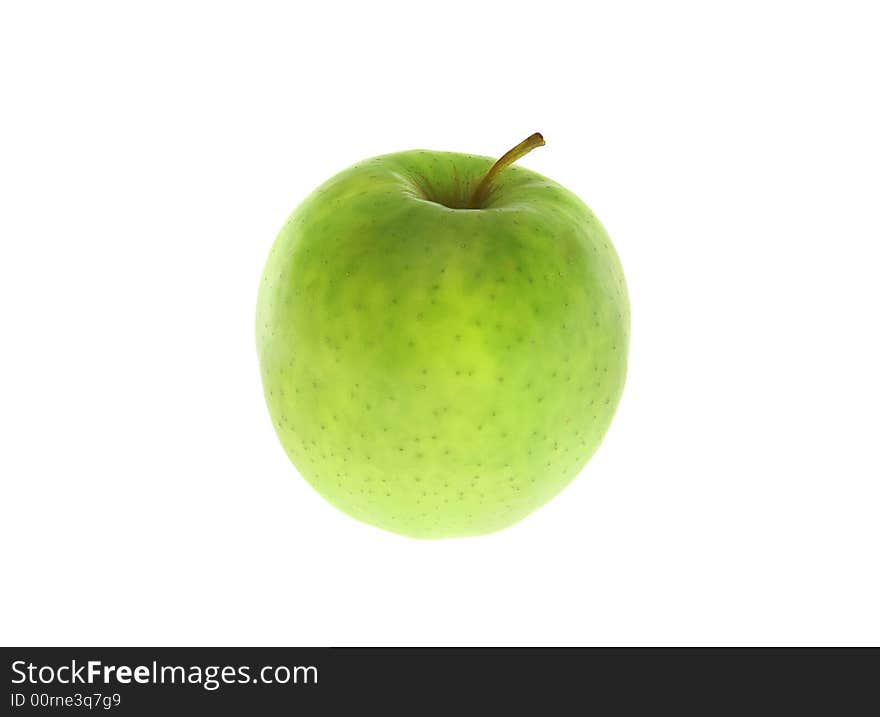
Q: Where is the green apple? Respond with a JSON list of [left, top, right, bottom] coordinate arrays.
[[257, 134, 629, 538]]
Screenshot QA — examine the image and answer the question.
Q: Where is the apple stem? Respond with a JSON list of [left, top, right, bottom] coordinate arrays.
[[467, 132, 545, 208]]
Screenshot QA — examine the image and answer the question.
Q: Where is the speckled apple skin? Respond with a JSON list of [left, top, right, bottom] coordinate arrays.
[[256, 150, 629, 538]]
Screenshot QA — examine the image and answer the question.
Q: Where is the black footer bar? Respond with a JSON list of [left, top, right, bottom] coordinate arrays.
[[3, 647, 878, 714]]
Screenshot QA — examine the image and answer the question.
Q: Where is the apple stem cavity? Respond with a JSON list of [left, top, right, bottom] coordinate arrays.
[[467, 132, 545, 209]]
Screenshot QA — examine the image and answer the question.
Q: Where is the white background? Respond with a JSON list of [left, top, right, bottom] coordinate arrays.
[[1, 1, 878, 646]]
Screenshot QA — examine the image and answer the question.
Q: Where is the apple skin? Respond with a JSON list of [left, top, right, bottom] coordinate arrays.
[[257, 149, 629, 538]]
